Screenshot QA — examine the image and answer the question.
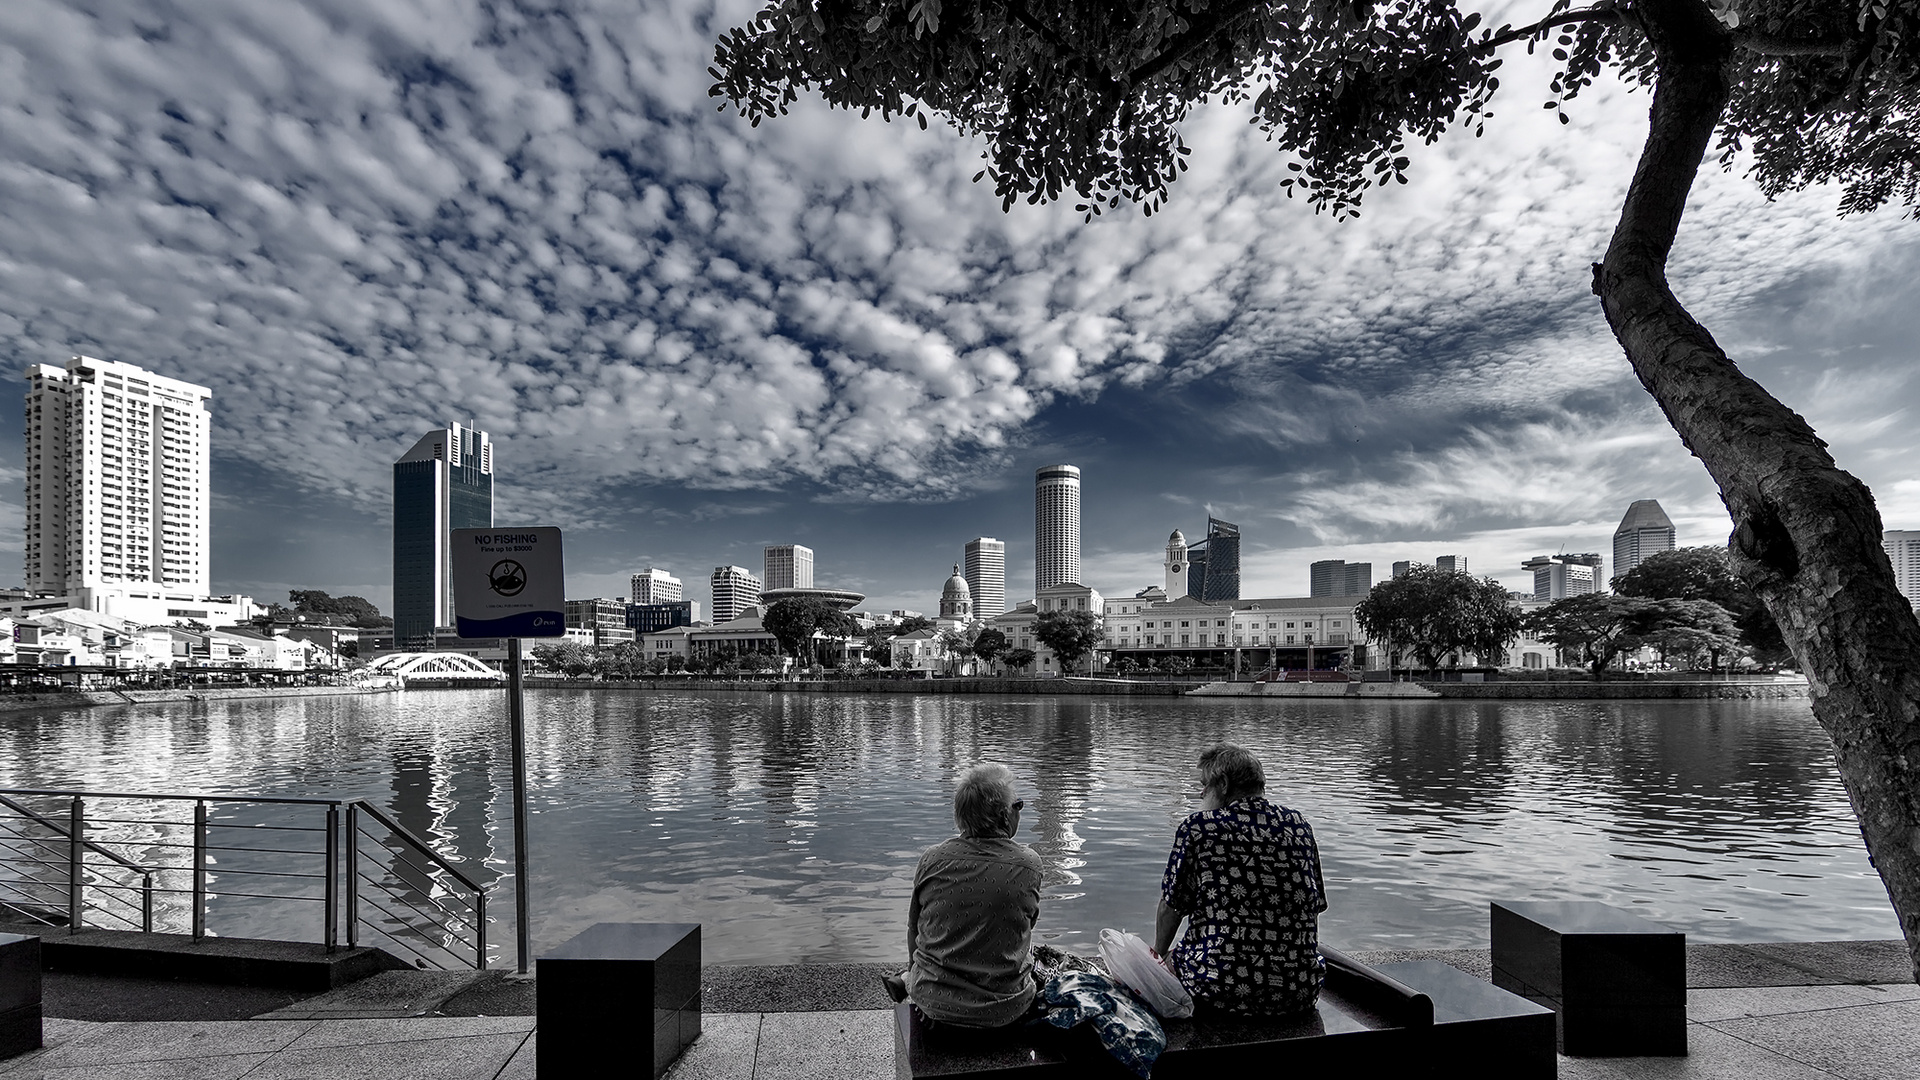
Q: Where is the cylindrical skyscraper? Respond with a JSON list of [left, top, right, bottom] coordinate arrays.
[[1034, 464, 1082, 590]]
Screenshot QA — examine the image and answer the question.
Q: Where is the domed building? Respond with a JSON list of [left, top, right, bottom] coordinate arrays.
[[940, 564, 973, 621]]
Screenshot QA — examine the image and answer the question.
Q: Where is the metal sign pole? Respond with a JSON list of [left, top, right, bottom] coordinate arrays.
[[508, 636, 531, 975]]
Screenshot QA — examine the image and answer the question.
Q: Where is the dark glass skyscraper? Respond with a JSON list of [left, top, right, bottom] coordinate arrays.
[[393, 423, 493, 647], [1185, 517, 1241, 603]]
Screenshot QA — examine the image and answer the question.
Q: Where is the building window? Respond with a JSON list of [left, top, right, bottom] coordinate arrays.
[[1287, 635, 1296, 644], [1180, 621, 1190, 628], [1180, 635, 1190, 644]]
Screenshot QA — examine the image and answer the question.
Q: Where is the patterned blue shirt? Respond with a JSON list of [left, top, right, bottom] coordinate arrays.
[[1161, 796, 1327, 1015]]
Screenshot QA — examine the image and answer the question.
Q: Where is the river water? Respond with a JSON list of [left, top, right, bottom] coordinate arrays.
[[0, 689, 1897, 965]]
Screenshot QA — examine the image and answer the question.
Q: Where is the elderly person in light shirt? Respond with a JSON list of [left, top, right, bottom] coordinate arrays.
[[893, 761, 1044, 1029]]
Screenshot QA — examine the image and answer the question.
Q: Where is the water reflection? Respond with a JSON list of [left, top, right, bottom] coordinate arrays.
[[0, 690, 1895, 966]]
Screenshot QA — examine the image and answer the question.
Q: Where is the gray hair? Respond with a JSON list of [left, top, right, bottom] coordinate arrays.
[[1198, 743, 1265, 801], [954, 762, 1018, 837]]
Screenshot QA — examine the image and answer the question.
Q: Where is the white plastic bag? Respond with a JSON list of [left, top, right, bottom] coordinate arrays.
[[1097, 928, 1194, 1019]]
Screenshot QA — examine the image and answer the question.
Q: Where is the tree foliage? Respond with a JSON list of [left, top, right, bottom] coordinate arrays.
[[1353, 566, 1522, 670], [1032, 609, 1106, 673], [532, 639, 594, 676], [762, 597, 860, 665], [1615, 546, 1788, 665], [972, 627, 1009, 671], [285, 589, 392, 629], [713, 1, 1919, 222], [1003, 647, 1038, 672], [1523, 594, 1661, 677]]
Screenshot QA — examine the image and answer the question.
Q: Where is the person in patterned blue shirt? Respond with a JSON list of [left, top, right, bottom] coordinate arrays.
[[1152, 743, 1327, 1016]]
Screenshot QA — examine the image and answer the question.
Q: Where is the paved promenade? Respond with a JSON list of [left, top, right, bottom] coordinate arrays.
[[7, 942, 1912, 1079]]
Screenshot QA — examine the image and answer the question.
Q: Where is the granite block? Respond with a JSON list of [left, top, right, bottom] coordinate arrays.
[[0, 937, 40, 1016], [538, 922, 702, 1079], [1492, 901, 1686, 1057]]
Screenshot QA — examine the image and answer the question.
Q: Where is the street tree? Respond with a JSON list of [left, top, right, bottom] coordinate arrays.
[[972, 628, 1009, 673], [1032, 610, 1106, 674], [936, 627, 976, 675], [532, 639, 594, 677], [1003, 648, 1038, 673], [763, 597, 860, 667], [713, 0, 1920, 973], [1643, 597, 1747, 671], [1354, 567, 1522, 672], [1615, 547, 1789, 665], [1522, 594, 1663, 678]]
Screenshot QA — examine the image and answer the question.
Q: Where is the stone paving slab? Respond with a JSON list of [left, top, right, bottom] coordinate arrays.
[[1708, 997, 1920, 1080], [256, 970, 496, 1020]]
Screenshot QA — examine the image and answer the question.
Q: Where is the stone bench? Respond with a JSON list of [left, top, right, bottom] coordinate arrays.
[[537, 922, 700, 1078], [1492, 900, 1686, 1056], [0, 934, 39, 1060], [895, 945, 1554, 1079]]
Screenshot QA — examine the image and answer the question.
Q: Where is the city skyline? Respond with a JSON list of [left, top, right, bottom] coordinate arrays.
[[0, 4, 1916, 619]]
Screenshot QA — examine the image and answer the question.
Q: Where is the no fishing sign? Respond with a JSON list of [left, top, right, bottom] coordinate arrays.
[[451, 527, 566, 638]]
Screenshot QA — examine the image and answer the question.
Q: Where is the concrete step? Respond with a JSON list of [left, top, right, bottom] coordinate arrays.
[[1, 919, 407, 991]]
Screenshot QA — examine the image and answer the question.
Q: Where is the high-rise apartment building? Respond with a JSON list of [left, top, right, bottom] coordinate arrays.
[[24, 356, 212, 596], [1309, 559, 1372, 597], [393, 422, 493, 647], [710, 565, 762, 623], [964, 537, 1007, 619], [1034, 464, 1081, 590], [1524, 553, 1604, 601], [1613, 500, 1676, 581], [630, 567, 683, 605], [1185, 517, 1242, 603], [763, 545, 814, 591], [1885, 530, 1920, 610]]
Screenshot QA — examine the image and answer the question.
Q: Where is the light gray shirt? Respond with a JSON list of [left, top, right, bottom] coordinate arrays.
[[906, 835, 1043, 1027]]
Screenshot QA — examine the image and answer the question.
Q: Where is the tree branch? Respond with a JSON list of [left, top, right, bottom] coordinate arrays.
[[1480, 7, 1623, 51], [1731, 32, 1851, 57], [1126, 0, 1273, 87]]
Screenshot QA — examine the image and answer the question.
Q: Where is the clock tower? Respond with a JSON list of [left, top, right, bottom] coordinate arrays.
[[1165, 530, 1189, 598]]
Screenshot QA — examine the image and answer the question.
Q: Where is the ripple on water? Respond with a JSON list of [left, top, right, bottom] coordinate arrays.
[[0, 690, 1896, 964]]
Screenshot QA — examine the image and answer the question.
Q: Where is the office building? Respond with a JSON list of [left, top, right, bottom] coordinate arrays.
[[1309, 559, 1372, 597], [763, 544, 814, 591], [1185, 517, 1241, 603], [393, 422, 493, 647], [564, 597, 635, 647], [1886, 530, 1920, 610], [1613, 499, 1676, 580], [630, 568, 682, 605], [627, 600, 702, 634], [1392, 560, 1413, 579], [24, 356, 212, 596], [1034, 464, 1081, 590], [710, 565, 762, 624], [964, 537, 1007, 618], [1435, 555, 1467, 574], [1524, 553, 1604, 601]]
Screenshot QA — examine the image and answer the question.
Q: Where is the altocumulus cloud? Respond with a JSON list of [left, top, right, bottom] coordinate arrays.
[[0, 0, 1917, 606]]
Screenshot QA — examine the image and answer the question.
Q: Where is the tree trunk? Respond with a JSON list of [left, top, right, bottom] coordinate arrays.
[[1594, 0, 1920, 979]]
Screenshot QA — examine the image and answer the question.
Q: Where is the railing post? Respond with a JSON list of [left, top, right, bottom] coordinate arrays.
[[192, 800, 207, 942], [345, 804, 359, 950], [67, 797, 83, 934], [324, 803, 339, 953], [474, 890, 487, 970], [142, 872, 153, 934]]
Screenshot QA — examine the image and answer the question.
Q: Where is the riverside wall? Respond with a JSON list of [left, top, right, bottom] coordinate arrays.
[[1413, 679, 1811, 700], [524, 677, 1207, 695], [0, 685, 392, 714]]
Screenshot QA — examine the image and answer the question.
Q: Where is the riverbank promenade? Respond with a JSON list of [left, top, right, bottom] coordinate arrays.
[[11, 940, 1913, 1079]]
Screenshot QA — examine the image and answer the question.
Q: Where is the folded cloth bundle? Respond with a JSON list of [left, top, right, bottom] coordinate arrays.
[[1039, 969, 1166, 1078]]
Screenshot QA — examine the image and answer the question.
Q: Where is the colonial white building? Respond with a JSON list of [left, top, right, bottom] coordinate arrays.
[[989, 582, 1105, 674]]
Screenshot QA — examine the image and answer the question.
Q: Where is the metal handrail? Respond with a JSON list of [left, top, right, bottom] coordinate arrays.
[[0, 788, 341, 806], [0, 795, 152, 875], [0, 787, 484, 969], [347, 800, 487, 969]]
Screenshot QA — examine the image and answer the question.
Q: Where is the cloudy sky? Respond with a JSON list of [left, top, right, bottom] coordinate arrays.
[[3, 0, 1916, 617]]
